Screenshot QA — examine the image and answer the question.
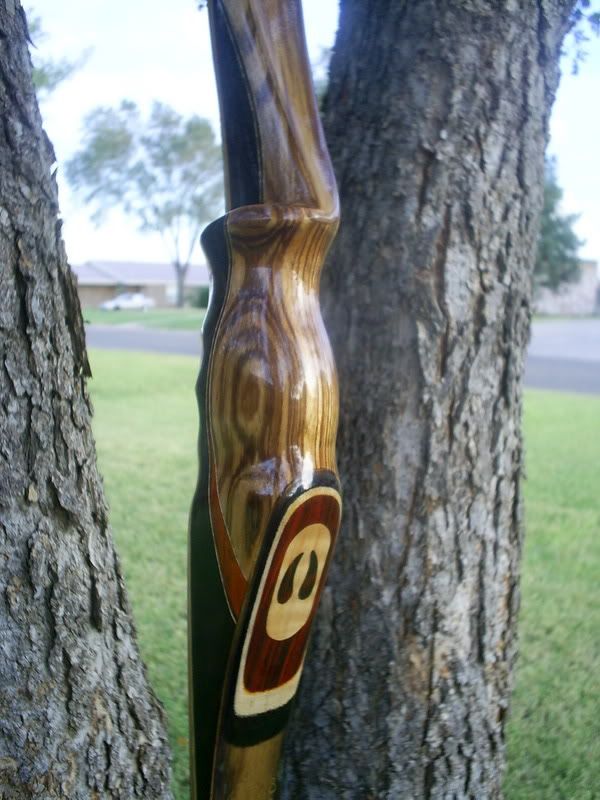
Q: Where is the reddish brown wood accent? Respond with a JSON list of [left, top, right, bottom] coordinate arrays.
[[244, 492, 340, 692], [209, 468, 248, 620]]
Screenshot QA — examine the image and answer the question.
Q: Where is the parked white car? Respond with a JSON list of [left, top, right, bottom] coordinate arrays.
[[99, 292, 156, 311]]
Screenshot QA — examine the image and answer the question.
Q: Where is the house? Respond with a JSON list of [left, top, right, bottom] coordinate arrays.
[[535, 259, 599, 316], [71, 260, 211, 308]]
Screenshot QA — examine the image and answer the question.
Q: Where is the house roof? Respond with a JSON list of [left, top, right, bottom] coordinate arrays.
[[71, 260, 211, 287]]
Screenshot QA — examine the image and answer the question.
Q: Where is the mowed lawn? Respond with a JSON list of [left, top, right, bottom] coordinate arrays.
[[83, 307, 205, 330], [87, 349, 600, 800]]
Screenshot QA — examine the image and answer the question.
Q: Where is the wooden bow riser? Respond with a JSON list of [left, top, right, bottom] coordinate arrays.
[[189, 1, 341, 797]]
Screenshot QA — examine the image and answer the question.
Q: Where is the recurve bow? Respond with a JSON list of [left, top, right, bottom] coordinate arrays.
[[188, 1, 340, 797]]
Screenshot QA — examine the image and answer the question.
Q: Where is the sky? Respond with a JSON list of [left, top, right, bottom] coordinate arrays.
[[28, 0, 600, 267]]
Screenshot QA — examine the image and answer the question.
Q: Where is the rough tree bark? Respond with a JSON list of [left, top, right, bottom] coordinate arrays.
[[0, 4, 171, 797], [283, 2, 575, 798]]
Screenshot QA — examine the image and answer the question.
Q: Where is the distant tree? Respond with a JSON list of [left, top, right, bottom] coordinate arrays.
[[66, 101, 223, 306], [26, 9, 88, 98], [535, 157, 583, 291], [311, 46, 331, 104]]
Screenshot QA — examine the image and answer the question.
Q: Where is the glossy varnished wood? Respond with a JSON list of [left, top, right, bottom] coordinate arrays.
[[209, 208, 339, 588], [189, 1, 341, 797], [209, 0, 338, 213]]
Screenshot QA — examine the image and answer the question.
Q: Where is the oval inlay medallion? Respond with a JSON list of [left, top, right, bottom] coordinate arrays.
[[265, 523, 330, 641]]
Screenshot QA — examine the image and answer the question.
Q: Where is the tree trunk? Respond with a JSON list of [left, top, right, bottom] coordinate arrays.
[[175, 262, 188, 308], [283, 2, 574, 798], [0, 4, 171, 797]]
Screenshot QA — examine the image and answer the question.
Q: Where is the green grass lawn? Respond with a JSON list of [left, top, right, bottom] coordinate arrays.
[[89, 350, 198, 797], [83, 307, 205, 330], [503, 393, 600, 800], [87, 349, 600, 799]]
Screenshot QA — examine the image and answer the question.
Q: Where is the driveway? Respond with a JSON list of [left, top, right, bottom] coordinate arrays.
[[86, 319, 600, 395]]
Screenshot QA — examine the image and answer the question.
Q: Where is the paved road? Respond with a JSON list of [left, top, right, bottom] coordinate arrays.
[[86, 324, 202, 357], [86, 319, 600, 395], [524, 319, 600, 394], [528, 318, 600, 363], [524, 356, 600, 394]]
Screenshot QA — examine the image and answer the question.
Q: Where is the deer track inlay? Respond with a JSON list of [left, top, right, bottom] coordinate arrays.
[[233, 488, 340, 718], [267, 523, 330, 641]]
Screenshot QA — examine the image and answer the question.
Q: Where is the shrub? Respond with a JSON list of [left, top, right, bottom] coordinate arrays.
[[190, 285, 210, 308]]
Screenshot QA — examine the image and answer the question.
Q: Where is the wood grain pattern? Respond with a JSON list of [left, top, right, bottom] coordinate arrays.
[[189, 0, 341, 797], [208, 207, 339, 583], [209, 0, 338, 213]]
